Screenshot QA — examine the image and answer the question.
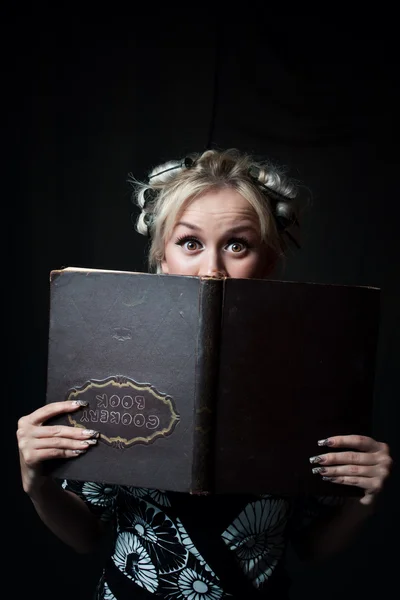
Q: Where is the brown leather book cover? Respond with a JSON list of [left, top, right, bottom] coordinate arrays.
[[45, 267, 380, 496]]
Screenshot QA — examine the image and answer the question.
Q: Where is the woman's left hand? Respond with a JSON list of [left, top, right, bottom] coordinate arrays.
[[310, 435, 393, 505]]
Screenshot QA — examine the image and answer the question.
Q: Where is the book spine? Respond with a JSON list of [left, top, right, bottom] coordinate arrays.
[[191, 278, 224, 494]]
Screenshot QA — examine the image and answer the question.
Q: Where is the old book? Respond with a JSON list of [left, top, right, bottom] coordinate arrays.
[[45, 266, 380, 496]]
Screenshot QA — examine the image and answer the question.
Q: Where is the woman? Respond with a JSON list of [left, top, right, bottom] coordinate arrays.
[[17, 149, 392, 599]]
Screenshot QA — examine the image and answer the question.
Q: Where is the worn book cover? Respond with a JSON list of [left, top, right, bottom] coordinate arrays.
[[45, 267, 380, 496]]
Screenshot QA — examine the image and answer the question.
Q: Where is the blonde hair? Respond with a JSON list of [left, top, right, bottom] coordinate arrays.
[[129, 148, 302, 273]]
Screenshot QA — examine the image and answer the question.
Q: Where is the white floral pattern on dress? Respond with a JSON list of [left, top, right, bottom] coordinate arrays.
[[221, 496, 289, 589], [159, 555, 225, 600], [61, 480, 337, 599], [95, 572, 117, 600], [176, 518, 215, 575], [118, 497, 188, 574], [112, 531, 158, 593], [102, 580, 116, 600], [177, 568, 223, 599], [81, 481, 119, 506]]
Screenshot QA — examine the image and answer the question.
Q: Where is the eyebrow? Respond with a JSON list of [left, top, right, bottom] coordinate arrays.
[[175, 221, 258, 234]]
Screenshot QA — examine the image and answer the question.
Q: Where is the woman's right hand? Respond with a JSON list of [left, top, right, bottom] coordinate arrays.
[[17, 401, 99, 497]]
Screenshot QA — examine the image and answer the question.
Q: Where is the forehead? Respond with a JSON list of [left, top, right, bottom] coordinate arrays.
[[178, 188, 258, 221]]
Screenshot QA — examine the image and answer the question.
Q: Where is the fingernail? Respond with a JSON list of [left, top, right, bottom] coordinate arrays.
[[82, 429, 99, 438], [81, 439, 97, 445], [312, 467, 327, 475], [309, 455, 324, 464], [74, 400, 89, 407], [322, 476, 336, 481], [72, 449, 86, 454], [317, 438, 333, 446]]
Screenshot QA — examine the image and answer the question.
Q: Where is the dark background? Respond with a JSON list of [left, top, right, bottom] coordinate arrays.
[[9, 12, 399, 599]]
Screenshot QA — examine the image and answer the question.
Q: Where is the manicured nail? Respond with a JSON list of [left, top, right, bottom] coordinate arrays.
[[318, 438, 333, 446], [74, 400, 89, 407], [81, 439, 97, 446], [309, 455, 324, 464], [312, 467, 327, 475], [73, 449, 86, 454], [322, 476, 336, 481], [82, 429, 99, 438]]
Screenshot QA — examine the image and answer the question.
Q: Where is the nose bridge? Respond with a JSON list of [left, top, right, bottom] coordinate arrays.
[[200, 247, 227, 277]]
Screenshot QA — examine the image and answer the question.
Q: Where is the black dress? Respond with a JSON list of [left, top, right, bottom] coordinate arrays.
[[62, 480, 343, 599]]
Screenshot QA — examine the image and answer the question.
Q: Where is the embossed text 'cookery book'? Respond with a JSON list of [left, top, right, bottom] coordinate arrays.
[[45, 267, 380, 495]]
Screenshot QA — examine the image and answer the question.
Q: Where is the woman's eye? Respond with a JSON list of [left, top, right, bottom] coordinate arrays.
[[229, 242, 244, 253], [226, 239, 249, 253], [176, 237, 202, 251], [185, 240, 200, 251]]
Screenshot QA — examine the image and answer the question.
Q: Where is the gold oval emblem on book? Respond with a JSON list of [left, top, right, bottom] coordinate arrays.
[[66, 376, 180, 448]]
